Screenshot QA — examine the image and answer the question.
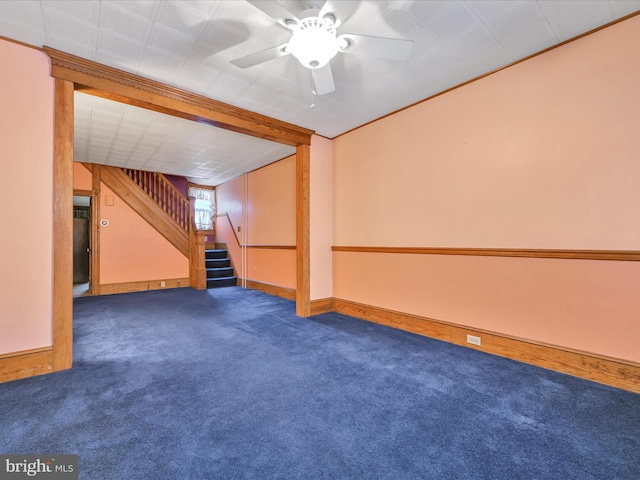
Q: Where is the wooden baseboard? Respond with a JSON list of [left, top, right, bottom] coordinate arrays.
[[333, 298, 640, 394], [310, 297, 334, 316], [241, 279, 296, 301], [0, 347, 53, 383], [99, 277, 191, 295]]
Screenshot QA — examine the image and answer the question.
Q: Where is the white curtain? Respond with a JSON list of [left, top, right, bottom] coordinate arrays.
[[188, 186, 216, 230]]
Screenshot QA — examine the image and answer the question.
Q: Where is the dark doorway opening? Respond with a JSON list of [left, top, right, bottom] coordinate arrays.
[[73, 195, 91, 297]]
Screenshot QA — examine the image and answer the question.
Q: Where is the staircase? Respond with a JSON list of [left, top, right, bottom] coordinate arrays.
[[92, 164, 190, 257], [205, 248, 237, 289]]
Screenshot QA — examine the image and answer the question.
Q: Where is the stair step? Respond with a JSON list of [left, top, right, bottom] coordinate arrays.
[[207, 276, 238, 289], [206, 258, 231, 269], [207, 267, 235, 278], [205, 249, 229, 260]]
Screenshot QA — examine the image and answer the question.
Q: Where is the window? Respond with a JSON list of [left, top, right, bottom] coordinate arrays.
[[188, 186, 216, 231]]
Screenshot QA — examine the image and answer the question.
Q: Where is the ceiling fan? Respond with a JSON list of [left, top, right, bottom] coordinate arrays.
[[231, 0, 414, 97]]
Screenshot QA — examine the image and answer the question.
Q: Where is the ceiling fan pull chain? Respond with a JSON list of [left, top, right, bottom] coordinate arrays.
[[310, 69, 316, 108]]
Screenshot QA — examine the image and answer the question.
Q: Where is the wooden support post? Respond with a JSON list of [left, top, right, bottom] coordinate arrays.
[[53, 79, 74, 371], [296, 144, 311, 317]]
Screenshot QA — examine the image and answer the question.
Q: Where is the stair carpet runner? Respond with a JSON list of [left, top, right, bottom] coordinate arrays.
[[205, 249, 237, 289]]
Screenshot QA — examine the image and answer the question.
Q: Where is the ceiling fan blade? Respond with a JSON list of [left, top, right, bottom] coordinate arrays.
[[318, 0, 358, 29], [338, 34, 413, 61], [231, 44, 290, 69], [312, 63, 335, 96], [247, 0, 299, 28]]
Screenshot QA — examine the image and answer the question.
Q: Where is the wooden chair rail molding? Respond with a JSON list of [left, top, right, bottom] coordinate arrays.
[[245, 245, 296, 250], [332, 298, 640, 393], [332, 246, 640, 262], [44, 47, 314, 147]]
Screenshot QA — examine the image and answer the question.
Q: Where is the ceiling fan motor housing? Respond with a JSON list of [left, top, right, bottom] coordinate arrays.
[[287, 14, 339, 69]]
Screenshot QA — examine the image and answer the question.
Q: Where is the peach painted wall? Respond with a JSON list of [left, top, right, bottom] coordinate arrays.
[[310, 135, 333, 300], [0, 40, 54, 354], [216, 156, 296, 289], [247, 249, 296, 290], [247, 156, 295, 245], [334, 16, 640, 250], [216, 175, 244, 241], [73, 162, 92, 190], [332, 16, 640, 362], [216, 213, 243, 276], [99, 183, 188, 284]]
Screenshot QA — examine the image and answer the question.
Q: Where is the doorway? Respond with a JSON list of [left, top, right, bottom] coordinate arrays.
[[73, 195, 91, 297]]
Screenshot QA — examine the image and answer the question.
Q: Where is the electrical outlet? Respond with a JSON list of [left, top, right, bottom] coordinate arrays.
[[160, 281, 166, 288], [253, 267, 257, 273], [466, 334, 481, 346]]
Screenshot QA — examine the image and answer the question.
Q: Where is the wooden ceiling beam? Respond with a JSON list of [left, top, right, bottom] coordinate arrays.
[[44, 47, 314, 147]]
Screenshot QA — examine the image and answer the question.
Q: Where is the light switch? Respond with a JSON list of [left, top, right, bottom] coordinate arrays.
[[105, 195, 114, 206]]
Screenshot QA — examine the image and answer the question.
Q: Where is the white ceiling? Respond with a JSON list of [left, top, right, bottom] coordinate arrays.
[[74, 92, 296, 184], [1, 0, 639, 185]]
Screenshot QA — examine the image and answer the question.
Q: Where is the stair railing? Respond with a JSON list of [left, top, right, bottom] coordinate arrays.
[[123, 169, 190, 232]]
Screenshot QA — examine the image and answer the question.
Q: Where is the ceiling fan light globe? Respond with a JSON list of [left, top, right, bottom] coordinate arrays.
[[288, 17, 339, 70]]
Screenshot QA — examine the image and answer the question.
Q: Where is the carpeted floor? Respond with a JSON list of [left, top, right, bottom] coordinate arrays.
[[1, 287, 638, 479]]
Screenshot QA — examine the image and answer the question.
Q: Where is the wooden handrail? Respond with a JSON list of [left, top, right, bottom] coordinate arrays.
[[123, 168, 190, 232]]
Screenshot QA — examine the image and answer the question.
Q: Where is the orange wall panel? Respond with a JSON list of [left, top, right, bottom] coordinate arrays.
[[73, 162, 92, 190], [333, 252, 640, 363], [99, 183, 188, 284], [310, 135, 333, 300], [216, 156, 296, 289], [0, 41, 54, 354], [247, 155, 295, 245], [332, 16, 640, 363], [334, 15, 640, 250], [217, 213, 243, 275], [247, 249, 296, 290], [216, 176, 244, 241]]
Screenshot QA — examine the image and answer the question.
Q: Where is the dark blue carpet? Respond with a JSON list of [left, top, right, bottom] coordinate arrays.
[[1, 287, 638, 479]]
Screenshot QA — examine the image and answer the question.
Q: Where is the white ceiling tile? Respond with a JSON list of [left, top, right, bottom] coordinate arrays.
[[360, 8, 420, 39], [106, 0, 158, 19], [207, 67, 256, 103], [42, 1, 99, 25], [148, 24, 195, 57], [42, 8, 98, 47], [181, 0, 221, 15], [174, 62, 221, 94], [46, 34, 97, 60], [444, 24, 501, 59], [0, 20, 45, 46], [474, 1, 548, 37], [101, 2, 152, 42], [99, 30, 145, 61], [465, 0, 522, 18], [424, 2, 479, 38], [610, 0, 640, 16], [539, 1, 613, 40], [0, 1, 43, 28], [197, 19, 252, 55], [398, 0, 460, 26], [138, 47, 184, 83], [155, 0, 210, 38]]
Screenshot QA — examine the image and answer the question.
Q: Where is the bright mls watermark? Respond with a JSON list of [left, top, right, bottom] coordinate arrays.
[[0, 456, 77, 479]]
